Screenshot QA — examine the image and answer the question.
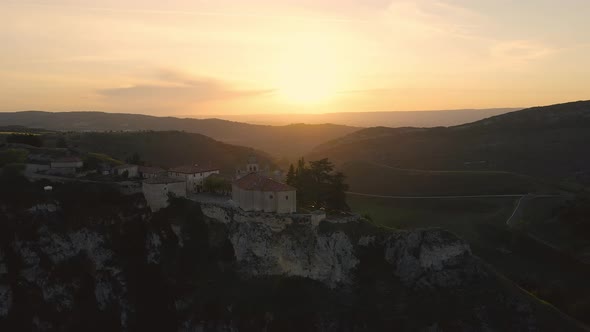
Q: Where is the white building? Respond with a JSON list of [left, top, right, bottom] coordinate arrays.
[[138, 166, 166, 179], [142, 176, 187, 211], [168, 165, 220, 193], [112, 164, 139, 178], [232, 173, 296, 214]]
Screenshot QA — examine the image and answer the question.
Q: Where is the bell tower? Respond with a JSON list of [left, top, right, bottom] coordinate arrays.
[[246, 154, 259, 173]]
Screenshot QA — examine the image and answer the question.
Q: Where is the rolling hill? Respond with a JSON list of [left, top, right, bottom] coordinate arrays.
[[309, 100, 590, 187], [200, 108, 520, 127], [0, 111, 358, 159], [60, 130, 275, 174], [0, 129, 277, 175], [341, 161, 541, 196]]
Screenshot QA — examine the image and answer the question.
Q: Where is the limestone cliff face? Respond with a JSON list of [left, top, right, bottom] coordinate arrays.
[[200, 204, 476, 290], [0, 198, 584, 331], [202, 205, 359, 287]]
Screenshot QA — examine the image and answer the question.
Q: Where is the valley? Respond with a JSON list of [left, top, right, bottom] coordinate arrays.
[[1, 100, 590, 329]]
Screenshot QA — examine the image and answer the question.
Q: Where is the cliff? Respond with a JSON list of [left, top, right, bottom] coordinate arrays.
[[0, 182, 585, 331]]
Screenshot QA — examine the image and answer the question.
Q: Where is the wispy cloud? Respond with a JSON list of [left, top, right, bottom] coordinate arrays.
[[490, 40, 557, 64], [381, 1, 559, 66], [97, 69, 273, 112], [6, 1, 364, 24], [382, 0, 485, 39]]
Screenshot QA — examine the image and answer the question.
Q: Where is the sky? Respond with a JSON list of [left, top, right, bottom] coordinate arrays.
[[1, 0, 590, 116]]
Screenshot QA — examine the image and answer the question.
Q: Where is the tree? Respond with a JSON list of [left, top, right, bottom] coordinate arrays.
[[6, 134, 42, 147], [203, 175, 230, 195], [286, 164, 296, 187], [127, 152, 144, 165], [288, 158, 349, 211], [56, 136, 68, 148]]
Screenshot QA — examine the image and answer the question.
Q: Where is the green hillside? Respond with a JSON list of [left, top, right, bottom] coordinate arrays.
[[310, 101, 590, 187], [0, 111, 358, 158], [342, 160, 543, 196], [65, 131, 275, 173]]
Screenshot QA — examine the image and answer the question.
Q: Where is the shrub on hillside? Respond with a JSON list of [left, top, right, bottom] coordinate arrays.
[[6, 133, 43, 147]]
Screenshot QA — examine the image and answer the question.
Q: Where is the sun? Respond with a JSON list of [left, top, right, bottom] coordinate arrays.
[[274, 34, 343, 105], [278, 69, 338, 105]]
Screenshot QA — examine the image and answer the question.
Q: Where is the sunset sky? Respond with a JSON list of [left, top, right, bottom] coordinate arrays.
[[2, 0, 590, 115]]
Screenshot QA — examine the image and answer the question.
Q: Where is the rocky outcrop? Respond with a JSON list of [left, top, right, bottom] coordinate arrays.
[[201, 204, 478, 289], [385, 229, 480, 289], [0, 197, 584, 331], [229, 223, 359, 287]]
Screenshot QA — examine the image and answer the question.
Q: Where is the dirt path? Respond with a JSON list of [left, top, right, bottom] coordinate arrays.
[[346, 191, 526, 199], [506, 195, 528, 227]]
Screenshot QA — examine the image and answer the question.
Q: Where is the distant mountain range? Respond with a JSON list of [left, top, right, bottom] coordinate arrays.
[[187, 108, 521, 127], [309, 100, 590, 186], [0, 111, 358, 159]]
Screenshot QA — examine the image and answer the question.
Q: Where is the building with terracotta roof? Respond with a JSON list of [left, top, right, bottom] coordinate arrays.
[[232, 173, 296, 213], [168, 164, 220, 193]]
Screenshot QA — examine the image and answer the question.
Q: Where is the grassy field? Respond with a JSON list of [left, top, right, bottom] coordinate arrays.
[[341, 161, 545, 197], [516, 196, 590, 262], [348, 194, 590, 324], [348, 195, 517, 249]]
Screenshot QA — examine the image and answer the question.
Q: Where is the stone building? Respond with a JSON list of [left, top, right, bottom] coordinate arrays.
[[235, 155, 260, 179], [232, 173, 296, 213], [112, 164, 139, 178], [168, 165, 220, 193], [142, 176, 187, 211]]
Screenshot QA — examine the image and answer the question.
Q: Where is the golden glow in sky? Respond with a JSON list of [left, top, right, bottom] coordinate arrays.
[[275, 33, 346, 105], [1, 0, 590, 115]]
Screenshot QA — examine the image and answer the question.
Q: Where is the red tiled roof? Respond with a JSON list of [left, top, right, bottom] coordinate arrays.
[[233, 173, 294, 192], [169, 165, 219, 174], [138, 165, 165, 174]]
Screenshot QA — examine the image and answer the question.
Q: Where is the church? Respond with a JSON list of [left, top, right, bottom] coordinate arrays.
[[232, 156, 296, 214]]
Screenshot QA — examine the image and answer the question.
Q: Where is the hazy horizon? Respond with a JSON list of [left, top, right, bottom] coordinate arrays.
[[1, 107, 524, 128], [183, 107, 522, 126], [2, 0, 590, 116]]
